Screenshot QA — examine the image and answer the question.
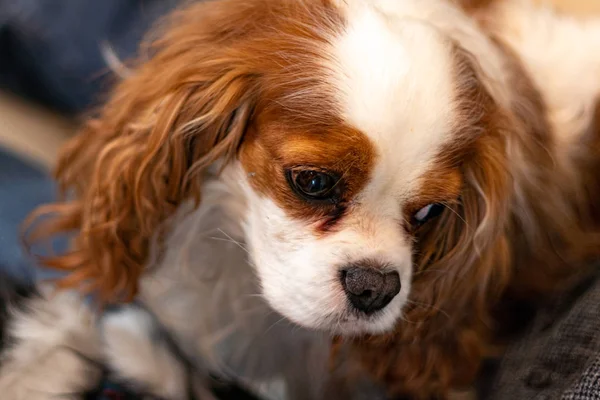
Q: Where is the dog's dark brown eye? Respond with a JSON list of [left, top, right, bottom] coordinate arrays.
[[289, 170, 339, 201]]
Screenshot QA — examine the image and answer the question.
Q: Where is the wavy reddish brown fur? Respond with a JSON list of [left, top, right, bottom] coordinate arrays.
[[22, 0, 600, 398]]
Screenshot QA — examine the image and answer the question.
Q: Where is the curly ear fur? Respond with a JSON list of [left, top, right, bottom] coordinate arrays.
[[350, 43, 600, 399], [24, 2, 264, 302]]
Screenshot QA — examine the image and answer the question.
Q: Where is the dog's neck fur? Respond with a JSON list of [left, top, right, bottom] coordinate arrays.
[[137, 171, 340, 399]]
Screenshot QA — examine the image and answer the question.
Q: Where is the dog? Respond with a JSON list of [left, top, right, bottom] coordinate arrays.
[[2, 0, 600, 398]]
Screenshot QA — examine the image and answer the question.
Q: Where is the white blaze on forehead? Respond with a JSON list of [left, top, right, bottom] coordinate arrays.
[[330, 3, 457, 201]]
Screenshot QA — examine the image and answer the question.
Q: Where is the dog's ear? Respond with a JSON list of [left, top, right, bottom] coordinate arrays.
[[24, 1, 262, 303]]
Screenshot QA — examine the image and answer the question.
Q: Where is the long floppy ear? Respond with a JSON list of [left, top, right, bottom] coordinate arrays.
[[24, 2, 261, 302]]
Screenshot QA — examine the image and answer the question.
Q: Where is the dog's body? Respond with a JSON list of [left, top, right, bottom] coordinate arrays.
[[2, 0, 600, 399]]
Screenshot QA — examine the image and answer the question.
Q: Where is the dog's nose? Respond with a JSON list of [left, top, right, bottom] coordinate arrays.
[[341, 266, 401, 314]]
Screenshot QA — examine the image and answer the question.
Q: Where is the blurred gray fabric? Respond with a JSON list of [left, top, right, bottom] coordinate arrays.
[[482, 270, 600, 400], [0, 146, 55, 281]]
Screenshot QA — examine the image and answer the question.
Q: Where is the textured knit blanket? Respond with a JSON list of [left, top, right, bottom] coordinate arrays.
[[481, 270, 600, 399]]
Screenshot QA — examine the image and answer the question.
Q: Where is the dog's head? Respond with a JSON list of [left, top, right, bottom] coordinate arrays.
[[28, 0, 556, 337]]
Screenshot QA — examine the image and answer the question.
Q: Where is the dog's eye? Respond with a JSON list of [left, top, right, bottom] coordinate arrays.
[[289, 170, 339, 200], [413, 203, 444, 224]]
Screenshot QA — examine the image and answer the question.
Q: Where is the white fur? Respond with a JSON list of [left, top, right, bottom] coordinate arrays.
[[333, 3, 457, 190], [0, 288, 102, 399], [242, 182, 413, 335], [482, 0, 600, 147], [340, 0, 514, 108], [101, 307, 196, 399]]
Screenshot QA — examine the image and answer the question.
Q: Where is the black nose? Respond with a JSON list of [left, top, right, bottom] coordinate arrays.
[[341, 266, 401, 314]]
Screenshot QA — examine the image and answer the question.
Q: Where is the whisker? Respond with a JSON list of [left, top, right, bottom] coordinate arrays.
[[442, 202, 470, 230], [217, 228, 248, 249], [263, 315, 289, 335], [244, 293, 265, 298], [398, 313, 417, 325], [405, 299, 451, 320], [413, 268, 453, 278], [206, 229, 249, 255]]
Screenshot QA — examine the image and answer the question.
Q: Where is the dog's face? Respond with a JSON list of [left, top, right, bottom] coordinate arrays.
[[230, 4, 471, 335]]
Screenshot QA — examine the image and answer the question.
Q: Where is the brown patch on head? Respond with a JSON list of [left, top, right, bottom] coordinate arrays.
[[403, 166, 463, 231], [214, 1, 379, 234], [240, 119, 377, 233], [220, 0, 378, 233]]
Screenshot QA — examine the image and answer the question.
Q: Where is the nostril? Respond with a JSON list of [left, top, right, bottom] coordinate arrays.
[[352, 289, 376, 304], [384, 271, 401, 298]]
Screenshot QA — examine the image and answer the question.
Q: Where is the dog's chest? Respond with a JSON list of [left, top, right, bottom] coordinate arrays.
[[138, 241, 330, 398]]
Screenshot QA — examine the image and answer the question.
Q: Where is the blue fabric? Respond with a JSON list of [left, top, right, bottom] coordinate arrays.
[[0, 147, 57, 282], [0, 0, 179, 114], [0, 0, 181, 279]]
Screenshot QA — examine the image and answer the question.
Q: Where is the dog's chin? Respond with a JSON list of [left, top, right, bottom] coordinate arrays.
[[326, 310, 402, 336], [269, 302, 403, 337]]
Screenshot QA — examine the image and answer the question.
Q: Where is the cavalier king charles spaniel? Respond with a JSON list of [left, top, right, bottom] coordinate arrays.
[[2, 0, 600, 399]]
